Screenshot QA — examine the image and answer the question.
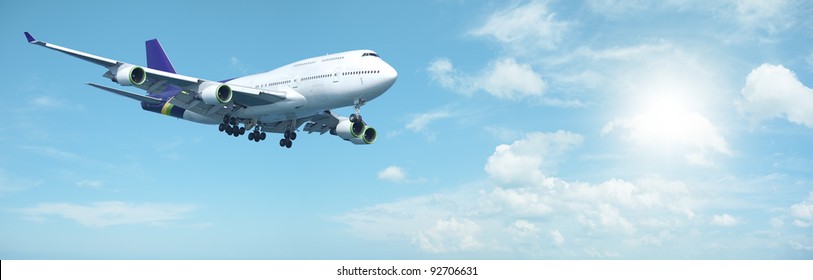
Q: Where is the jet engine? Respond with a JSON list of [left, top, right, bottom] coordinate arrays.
[[199, 82, 233, 105], [112, 64, 146, 86], [334, 118, 376, 144]]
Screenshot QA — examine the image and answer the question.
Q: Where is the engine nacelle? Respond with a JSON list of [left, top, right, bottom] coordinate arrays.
[[334, 118, 376, 144], [113, 64, 146, 86], [199, 82, 233, 105]]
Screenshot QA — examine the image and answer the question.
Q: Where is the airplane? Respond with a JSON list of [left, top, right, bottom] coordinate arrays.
[[23, 32, 397, 148]]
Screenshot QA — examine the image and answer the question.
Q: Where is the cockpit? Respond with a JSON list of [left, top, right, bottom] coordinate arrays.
[[361, 52, 379, 58]]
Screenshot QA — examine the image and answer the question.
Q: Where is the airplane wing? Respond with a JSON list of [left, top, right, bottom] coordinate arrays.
[[24, 32, 286, 113], [302, 110, 342, 134]]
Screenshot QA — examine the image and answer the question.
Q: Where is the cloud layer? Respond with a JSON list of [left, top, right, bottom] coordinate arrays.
[[20, 201, 196, 227]]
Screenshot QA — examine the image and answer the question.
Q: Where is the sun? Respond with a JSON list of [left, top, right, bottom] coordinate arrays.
[[603, 79, 732, 165]]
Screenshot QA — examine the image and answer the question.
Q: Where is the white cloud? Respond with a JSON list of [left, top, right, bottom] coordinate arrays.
[[789, 240, 813, 251], [76, 180, 104, 189], [377, 166, 407, 183], [711, 214, 740, 226], [549, 229, 565, 246], [20, 201, 196, 227], [31, 97, 64, 108], [341, 131, 710, 257], [586, 0, 652, 17], [0, 170, 41, 194], [428, 57, 546, 100], [471, 0, 569, 53], [426, 58, 461, 92], [574, 42, 674, 61], [485, 131, 583, 185], [416, 218, 482, 253], [481, 187, 554, 216], [230, 56, 249, 74], [406, 110, 453, 133], [729, 0, 794, 34], [21, 145, 83, 161], [509, 219, 540, 237], [481, 58, 547, 100], [789, 193, 813, 228], [602, 111, 732, 166], [737, 64, 813, 128], [484, 126, 522, 142]]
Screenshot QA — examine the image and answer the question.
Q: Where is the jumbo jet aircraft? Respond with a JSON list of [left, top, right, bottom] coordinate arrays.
[[24, 32, 397, 148]]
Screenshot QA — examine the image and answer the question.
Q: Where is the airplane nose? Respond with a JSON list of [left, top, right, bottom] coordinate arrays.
[[383, 62, 398, 84]]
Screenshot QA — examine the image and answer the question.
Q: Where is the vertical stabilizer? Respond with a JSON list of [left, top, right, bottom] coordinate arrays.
[[145, 39, 176, 73]]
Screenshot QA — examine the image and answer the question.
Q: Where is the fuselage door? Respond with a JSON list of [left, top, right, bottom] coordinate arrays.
[[333, 67, 340, 83]]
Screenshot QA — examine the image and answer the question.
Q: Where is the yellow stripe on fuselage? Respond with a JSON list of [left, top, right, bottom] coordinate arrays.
[[161, 101, 174, 116]]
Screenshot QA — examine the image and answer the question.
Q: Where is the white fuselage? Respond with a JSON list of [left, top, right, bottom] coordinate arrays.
[[226, 50, 397, 123]]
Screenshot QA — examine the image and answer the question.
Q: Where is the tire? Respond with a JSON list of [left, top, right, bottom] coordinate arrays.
[[290, 132, 297, 141], [248, 132, 255, 141], [260, 132, 267, 140], [218, 123, 226, 132], [285, 139, 292, 148], [279, 139, 286, 147], [239, 127, 246, 135]]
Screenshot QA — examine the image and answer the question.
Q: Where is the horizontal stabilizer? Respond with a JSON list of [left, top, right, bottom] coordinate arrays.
[[86, 83, 163, 104]]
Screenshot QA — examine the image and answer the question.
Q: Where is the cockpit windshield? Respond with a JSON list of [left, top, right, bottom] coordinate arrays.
[[361, 52, 379, 58]]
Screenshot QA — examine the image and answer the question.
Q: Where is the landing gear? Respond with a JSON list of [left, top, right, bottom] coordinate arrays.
[[351, 98, 367, 124], [284, 130, 297, 141], [278, 129, 296, 149], [279, 138, 292, 148], [248, 129, 266, 142], [219, 115, 301, 148], [220, 114, 246, 138], [349, 113, 361, 123]]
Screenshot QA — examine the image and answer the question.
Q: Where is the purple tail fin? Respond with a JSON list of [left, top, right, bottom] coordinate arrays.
[[145, 39, 176, 73]]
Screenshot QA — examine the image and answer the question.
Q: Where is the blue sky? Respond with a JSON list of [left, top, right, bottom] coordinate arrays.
[[2, 0, 812, 259]]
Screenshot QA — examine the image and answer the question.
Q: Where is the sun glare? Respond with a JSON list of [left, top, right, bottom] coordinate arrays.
[[604, 73, 732, 165]]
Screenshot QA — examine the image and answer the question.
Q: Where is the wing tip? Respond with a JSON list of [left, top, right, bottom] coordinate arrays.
[[24, 32, 36, 43]]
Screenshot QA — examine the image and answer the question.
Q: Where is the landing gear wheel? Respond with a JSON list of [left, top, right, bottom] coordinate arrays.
[[290, 132, 297, 140], [229, 117, 237, 126], [279, 139, 293, 148], [223, 115, 230, 124], [226, 126, 233, 135], [218, 123, 226, 132], [248, 132, 255, 141], [260, 132, 266, 140], [239, 127, 246, 135], [284, 130, 291, 140]]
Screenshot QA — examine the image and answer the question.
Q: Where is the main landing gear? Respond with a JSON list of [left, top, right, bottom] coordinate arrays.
[[220, 115, 267, 143], [218, 116, 245, 138], [278, 127, 297, 149], [217, 115, 302, 149], [247, 129, 266, 142]]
